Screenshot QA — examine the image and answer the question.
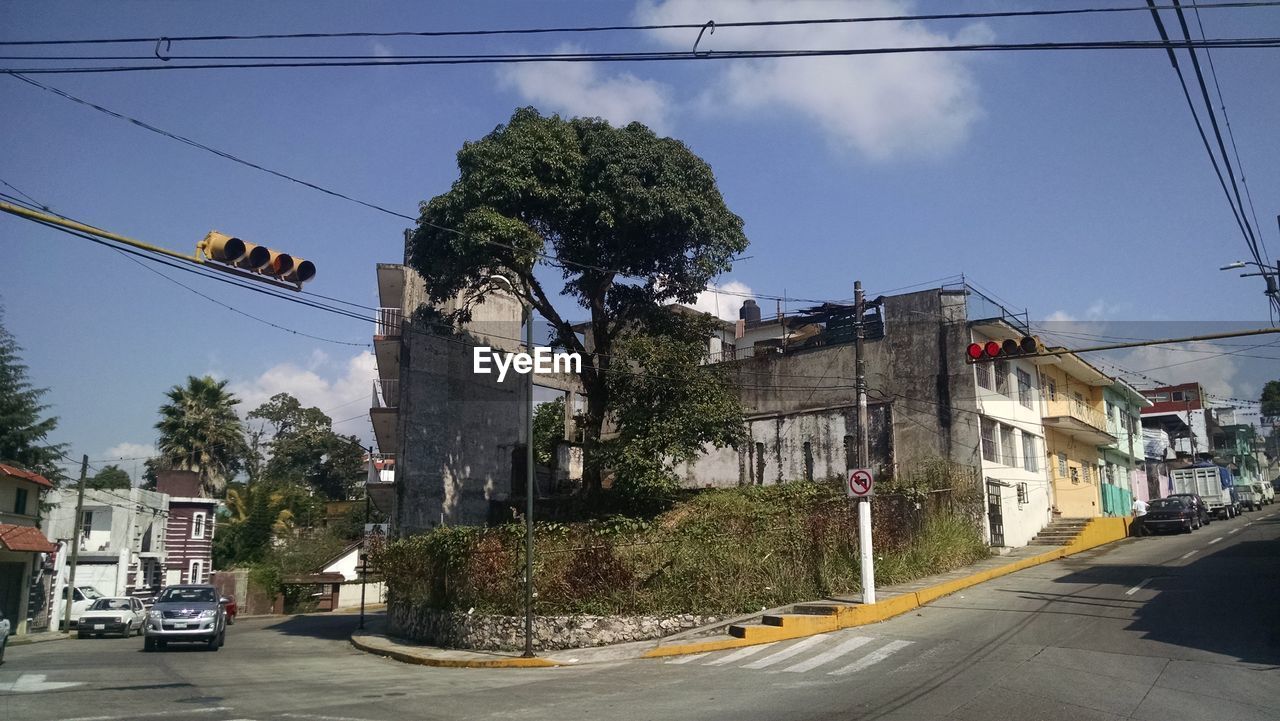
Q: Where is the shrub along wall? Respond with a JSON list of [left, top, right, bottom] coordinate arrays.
[[377, 459, 987, 635]]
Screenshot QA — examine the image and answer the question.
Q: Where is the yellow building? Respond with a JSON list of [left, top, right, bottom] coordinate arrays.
[[1037, 352, 1116, 518]]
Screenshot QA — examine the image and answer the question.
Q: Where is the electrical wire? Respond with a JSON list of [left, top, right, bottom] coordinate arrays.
[[5, 37, 1280, 75], [2, 3, 1277, 46]]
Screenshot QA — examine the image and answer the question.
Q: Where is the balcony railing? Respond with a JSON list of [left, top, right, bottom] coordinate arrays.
[[1043, 397, 1107, 433], [372, 379, 399, 409], [375, 307, 403, 338]]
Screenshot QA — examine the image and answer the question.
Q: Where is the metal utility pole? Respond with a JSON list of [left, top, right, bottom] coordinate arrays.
[[523, 303, 536, 658], [63, 455, 88, 632], [854, 282, 876, 605], [359, 447, 372, 631]]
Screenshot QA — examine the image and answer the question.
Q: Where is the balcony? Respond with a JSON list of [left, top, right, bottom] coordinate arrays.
[[370, 379, 399, 455], [375, 307, 403, 338], [1042, 398, 1115, 446], [374, 307, 403, 380]]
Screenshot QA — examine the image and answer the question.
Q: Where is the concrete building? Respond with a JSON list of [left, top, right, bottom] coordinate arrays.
[[156, 471, 217, 585], [45, 486, 168, 617], [0, 464, 58, 636], [1100, 381, 1154, 511], [1039, 353, 1114, 518], [1140, 383, 1222, 460]]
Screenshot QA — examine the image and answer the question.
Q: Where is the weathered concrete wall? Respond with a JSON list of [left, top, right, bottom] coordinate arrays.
[[685, 289, 981, 486], [388, 602, 722, 651]]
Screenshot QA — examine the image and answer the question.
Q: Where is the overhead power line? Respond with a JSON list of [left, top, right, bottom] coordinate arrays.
[[2, 3, 1277, 47]]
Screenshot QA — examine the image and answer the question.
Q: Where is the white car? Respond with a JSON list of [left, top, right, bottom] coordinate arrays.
[[0, 609, 10, 663], [62, 585, 106, 626], [77, 597, 147, 638]]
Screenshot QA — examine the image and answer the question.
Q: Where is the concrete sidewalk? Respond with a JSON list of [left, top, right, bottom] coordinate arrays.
[[8, 630, 71, 646], [351, 517, 1132, 668]]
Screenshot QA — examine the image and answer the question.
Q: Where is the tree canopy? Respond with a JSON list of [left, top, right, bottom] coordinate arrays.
[[1261, 380, 1280, 420], [408, 108, 749, 492], [0, 308, 66, 482], [154, 375, 248, 498], [88, 464, 131, 490], [247, 392, 365, 500]]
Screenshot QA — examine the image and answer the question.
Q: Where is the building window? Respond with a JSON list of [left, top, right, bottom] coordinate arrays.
[[1023, 435, 1039, 472], [803, 441, 814, 482], [981, 418, 998, 463], [188, 559, 205, 584], [13, 487, 28, 515], [1047, 380, 1057, 402], [1058, 453, 1068, 477], [1070, 466, 1080, 484], [1000, 425, 1018, 466], [976, 362, 993, 391], [994, 360, 1009, 395], [192, 512, 206, 540], [1017, 368, 1033, 408], [1017, 482, 1029, 505], [1105, 463, 1116, 484], [81, 510, 94, 538]]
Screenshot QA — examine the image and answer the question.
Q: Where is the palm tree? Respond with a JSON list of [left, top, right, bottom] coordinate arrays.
[[155, 375, 248, 497]]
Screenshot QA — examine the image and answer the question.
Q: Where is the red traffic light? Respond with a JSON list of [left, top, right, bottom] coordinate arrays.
[[984, 341, 1002, 358], [967, 343, 984, 360]]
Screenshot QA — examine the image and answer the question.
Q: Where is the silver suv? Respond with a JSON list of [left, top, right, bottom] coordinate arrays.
[[143, 584, 227, 651]]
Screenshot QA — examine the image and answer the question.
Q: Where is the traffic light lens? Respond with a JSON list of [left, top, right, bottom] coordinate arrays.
[[967, 343, 984, 360], [1002, 339, 1020, 356], [1020, 336, 1039, 354], [291, 260, 316, 284], [984, 341, 1001, 358]]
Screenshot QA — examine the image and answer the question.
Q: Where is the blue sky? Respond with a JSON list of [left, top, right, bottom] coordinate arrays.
[[2, 1, 1277, 482]]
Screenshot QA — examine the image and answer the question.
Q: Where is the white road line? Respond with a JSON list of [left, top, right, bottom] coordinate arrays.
[[742, 635, 829, 669], [704, 643, 776, 666], [1125, 577, 1153, 596], [665, 652, 709, 665], [1229, 529, 1241, 534], [829, 640, 914, 676], [279, 714, 384, 721], [64, 710, 233, 721], [780, 635, 874, 673], [1208, 537, 1223, 545], [1180, 550, 1198, 560]]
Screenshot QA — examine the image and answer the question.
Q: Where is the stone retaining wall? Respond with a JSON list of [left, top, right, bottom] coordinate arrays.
[[388, 602, 722, 651]]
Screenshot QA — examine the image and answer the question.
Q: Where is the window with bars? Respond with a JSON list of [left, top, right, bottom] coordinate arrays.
[[976, 362, 993, 391], [1017, 368, 1034, 408], [994, 360, 1010, 395], [1057, 452, 1068, 477], [1000, 424, 1018, 466], [1023, 435, 1039, 472], [981, 418, 998, 462]]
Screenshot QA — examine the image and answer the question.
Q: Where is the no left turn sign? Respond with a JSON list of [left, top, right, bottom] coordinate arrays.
[[847, 468, 874, 498]]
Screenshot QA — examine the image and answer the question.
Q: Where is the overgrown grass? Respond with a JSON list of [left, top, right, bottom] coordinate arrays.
[[377, 462, 988, 616]]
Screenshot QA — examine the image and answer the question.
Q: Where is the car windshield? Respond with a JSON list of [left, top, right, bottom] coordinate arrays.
[[81, 587, 104, 600], [1149, 498, 1185, 510], [157, 587, 216, 603], [89, 598, 132, 611]]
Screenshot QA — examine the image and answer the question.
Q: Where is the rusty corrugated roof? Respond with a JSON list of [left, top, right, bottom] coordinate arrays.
[[0, 523, 58, 553], [0, 462, 54, 489]]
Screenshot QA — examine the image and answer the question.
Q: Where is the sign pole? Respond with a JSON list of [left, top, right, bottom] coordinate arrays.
[[853, 281, 876, 605]]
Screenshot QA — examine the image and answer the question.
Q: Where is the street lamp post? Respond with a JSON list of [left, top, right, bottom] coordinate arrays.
[[489, 275, 537, 658], [1219, 258, 1279, 302]]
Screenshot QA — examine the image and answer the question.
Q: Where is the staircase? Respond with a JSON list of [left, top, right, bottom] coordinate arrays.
[[1027, 518, 1090, 546]]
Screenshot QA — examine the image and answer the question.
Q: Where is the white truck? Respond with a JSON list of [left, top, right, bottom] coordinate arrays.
[[1170, 465, 1236, 520]]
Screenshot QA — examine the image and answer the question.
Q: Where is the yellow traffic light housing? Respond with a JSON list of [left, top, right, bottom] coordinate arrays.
[[196, 230, 315, 289]]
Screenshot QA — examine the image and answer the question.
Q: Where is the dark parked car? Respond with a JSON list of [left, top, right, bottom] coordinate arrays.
[[1166, 493, 1211, 527], [1143, 497, 1200, 534]]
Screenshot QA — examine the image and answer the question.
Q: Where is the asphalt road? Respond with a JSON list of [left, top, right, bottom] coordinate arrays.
[[4, 510, 1278, 721]]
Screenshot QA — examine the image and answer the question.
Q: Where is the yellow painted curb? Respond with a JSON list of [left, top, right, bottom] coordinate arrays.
[[350, 634, 557, 668], [647, 517, 1131, 660]]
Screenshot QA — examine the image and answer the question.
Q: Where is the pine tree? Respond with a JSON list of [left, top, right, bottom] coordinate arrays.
[[0, 308, 65, 482]]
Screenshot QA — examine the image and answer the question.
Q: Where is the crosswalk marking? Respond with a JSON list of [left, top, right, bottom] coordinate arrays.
[[742, 635, 829, 669], [829, 639, 913, 676], [780, 635, 874, 673], [665, 652, 709, 665], [704, 643, 776, 666]]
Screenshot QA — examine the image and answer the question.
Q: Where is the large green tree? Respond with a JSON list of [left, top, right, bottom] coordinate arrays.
[[88, 464, 131, 490], [0, 309, 65, 482], [532, 396, 566, 468], [1261, 380, 1280, 420], [154, 375, 248, 498], [408, 108, 748, 492], [601, 309, 745, 503], [248, 392, 364, 500]]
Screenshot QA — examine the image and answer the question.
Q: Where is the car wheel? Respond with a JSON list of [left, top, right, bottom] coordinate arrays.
[[206, 634, 220, 652], [144, 637, 155, 652], [218, 630, 226, 647], [77, 631, 87, 639], [227, 615, 234, 626]]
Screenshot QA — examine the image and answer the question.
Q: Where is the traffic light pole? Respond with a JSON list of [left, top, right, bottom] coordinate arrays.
[[854, 281, 876, 606], [523, 302, 536, 658]]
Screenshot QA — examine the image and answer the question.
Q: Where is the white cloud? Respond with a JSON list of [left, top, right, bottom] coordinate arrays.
[[1043, 310, 1075, 323], [1109, 342, 1243, 399], [635, 0, 987, 159], [691, 280, 754, 321], [497, 43, 674, 132], [227, 351, 377, 443], [98, 442, 156, 485]]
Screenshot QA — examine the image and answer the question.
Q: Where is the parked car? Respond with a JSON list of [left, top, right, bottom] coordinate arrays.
[[1260, 482, 1275, 505], [77, 597, 146, 639], [222, 597, 237, 625], [1234, 483, 1264, 512], [61, 585, 106, 627], [1166, 493, 1211, 527], [143, 585, 227, 652], [1142, 497, 1200, 534], [0, 609, 10, 664]]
